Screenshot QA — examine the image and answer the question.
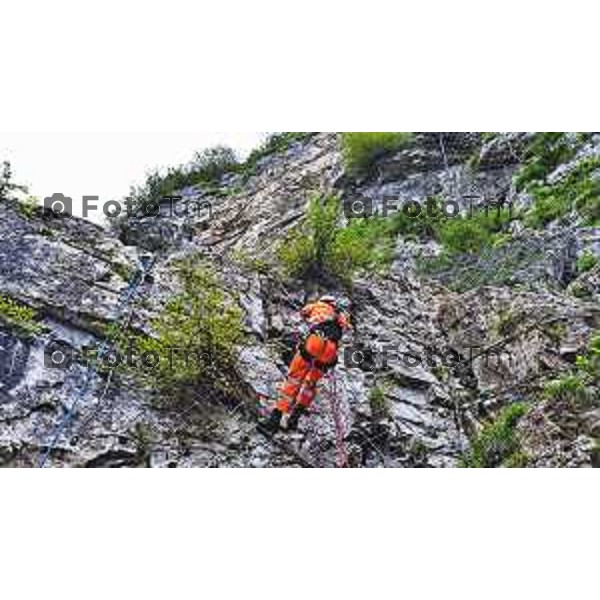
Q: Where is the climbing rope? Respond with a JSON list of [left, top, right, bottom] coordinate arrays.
[[325, 371, 349, 468], [37, 255, 158, 467]]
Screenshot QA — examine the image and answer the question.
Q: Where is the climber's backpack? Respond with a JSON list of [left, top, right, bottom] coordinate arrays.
[[309, 314, 343, 343]]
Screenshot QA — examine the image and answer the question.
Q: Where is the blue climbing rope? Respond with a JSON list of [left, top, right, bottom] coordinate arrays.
[[37, 256, 157, 468]]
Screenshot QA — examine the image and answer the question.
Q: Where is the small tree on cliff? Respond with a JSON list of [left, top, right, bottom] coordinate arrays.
[[0, 161, 28, 201]]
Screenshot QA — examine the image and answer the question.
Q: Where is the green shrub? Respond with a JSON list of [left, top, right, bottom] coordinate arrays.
[[577, 251, 598, 274], [515, 133, 577, 191], [328, 216, 394, 279], [443, 207, 514, 254], [482, 132, 499, 142], [124, 135, 315, 216], [523, 155, 600, 228], [543, 321, 567, 345], [543, 374, 586, 401], [341, 132, 413, 176], [123, 259, 245, 398], [387, 196, 446, 239], [17, 196, 40, 220], [127, 145, 239, 213], [542, 334, 600, 410], [240, 133, 312, 178], [0, 160, 28, 201], [190, 145, 238, 183], [278, 195, 394, 284], [369, 385, 390, 420], [393, 197, 514, 255], [502, 451, 529, 468], [493, 309, 519, 338], [0, 294, 44, 336], [575, 334, 600, 381], [461, 403, 528, 468]]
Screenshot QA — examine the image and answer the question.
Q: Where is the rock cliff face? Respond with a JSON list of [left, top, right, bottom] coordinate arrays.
[[1, 133, 599, 467]]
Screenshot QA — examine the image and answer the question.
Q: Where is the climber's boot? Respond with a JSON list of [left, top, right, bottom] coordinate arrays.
[[258, 408, 283, 436], [286, 405, 309, 431]]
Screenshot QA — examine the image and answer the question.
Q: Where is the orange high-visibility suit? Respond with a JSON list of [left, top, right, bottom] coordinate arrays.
[[276, 301, 350, 414]]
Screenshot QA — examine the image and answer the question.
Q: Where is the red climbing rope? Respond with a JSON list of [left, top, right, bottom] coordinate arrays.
[[326, 371, 349, 468]]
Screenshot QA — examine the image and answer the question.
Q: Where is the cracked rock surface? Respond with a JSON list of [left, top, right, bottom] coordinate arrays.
[[1, 133, 599, 467]]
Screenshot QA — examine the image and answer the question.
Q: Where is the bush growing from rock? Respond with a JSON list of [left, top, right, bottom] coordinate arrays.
[[279, 195, 394, 284], [124, 259, 245, 398], [240, 133, 312, 178], [515, 133, 577, 191], [524, 157, 600, 228], [541, 334, 599, 412], [576, 250, 599, 274], [461, 403, 528, 468], [125, 145, 239, 215], [392, 197, 514, 255], [341, 132, 413, 176], [0, 160, 28, 201], [0, 294, 44, 336]]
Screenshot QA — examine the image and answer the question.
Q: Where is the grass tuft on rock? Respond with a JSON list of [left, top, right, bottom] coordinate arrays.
[[278, 194, 394, 285], [341, 132, 413, 176], [0, 294, 44, 336], [461, 403, 528, 468]]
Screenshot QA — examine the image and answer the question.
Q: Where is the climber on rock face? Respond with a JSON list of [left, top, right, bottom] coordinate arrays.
[[259, 295, 351, 435]]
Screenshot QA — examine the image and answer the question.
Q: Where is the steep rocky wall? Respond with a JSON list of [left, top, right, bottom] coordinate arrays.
[[0, 133, 598, 467]]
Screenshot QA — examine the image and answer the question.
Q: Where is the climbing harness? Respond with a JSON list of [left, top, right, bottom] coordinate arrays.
[[37, 255, 158, 467]]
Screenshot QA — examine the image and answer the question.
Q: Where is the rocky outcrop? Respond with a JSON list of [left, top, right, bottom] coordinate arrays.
[[1, 132, 598, 467]]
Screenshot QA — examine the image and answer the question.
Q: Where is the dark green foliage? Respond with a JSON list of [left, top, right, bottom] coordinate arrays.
[[369, 384, 390, 420], [466, 133, 498, 171], [524, 157, 600, 228], [278, 195, 394, 285], [0, 294, 44, 336], [542, 334, 600, 410], [493, 309, 519, 338], [543, 321, 567, 346], [436, 208, 514, 254], [575, 334, 600, 382], [461, 403, 528, 468], [341, 132, 413, 176], [122, 259, 245, 398], [576, 251, 598, 274], [387, 197, 446, 239], [0, 161, 28, 200], [542, 375, 588, 405], [17, 196, 40, 220], [515, 133, 577, 191], [392, 197, 514, 255], [513, 133, 600, 227], [191, 146, 238, 183], [124, 135, 314, 216], [481, 132, 499, 143], [127, 145, 239, 212], [240, 133, 312, 178]]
